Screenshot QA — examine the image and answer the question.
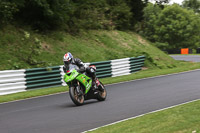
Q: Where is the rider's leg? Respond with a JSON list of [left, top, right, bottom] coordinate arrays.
[[86, 66, 99, 90]]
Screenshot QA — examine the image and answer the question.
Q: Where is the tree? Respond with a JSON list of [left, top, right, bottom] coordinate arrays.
[[155, 4, 200, 49], [16, 0, 72, 30], [155, 0, 170, 4], [70, 0, 109, 31], [125, 0, 148, 28], [142, 3, 162, 41], [143, 4, 200, 50], [182, 0, 200, 13], [105, 0, 133, 30], [0, 1, 19, 24]]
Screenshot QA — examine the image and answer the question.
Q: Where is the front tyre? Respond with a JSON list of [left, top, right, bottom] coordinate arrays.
[[69, 85, 84, 106], [97, 82, 107, 101]]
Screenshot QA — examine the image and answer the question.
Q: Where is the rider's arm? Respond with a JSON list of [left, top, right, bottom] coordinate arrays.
[[63, 66, 67, 73], [74, 58, 85, 73], [63, 65, 70, 73]]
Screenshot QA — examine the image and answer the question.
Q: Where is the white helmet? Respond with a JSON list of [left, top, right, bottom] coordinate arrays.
[[63, 52, 73, 66]]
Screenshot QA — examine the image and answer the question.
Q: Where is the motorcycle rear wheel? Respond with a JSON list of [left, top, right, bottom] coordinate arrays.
[[69, 86, 84, 106]]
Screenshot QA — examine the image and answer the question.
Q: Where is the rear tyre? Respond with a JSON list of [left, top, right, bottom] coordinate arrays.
[[69, 85, 84, 106], [97, 82, 107, 101]]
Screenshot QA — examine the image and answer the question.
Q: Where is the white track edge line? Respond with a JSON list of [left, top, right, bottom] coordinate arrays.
[[1, 68, 200, 105], [82, 98, 200, 133]]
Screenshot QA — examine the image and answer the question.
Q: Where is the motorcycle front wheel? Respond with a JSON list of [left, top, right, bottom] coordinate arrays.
[[69, 85, 84, 106], [97, 82, 107, 101]]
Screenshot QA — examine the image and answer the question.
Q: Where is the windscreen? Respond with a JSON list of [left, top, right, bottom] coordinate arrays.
[[68, 64, 79, 72]]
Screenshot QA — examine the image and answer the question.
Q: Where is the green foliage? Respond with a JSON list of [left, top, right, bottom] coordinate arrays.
[[68, 0, 134, 31], [192, 49, 197, 54], [0, 1, 19, 24], [106, 0, 132, 30], [154, 42, 169, 50], [69, 0, 109, 31], [0, 0, 148, 31], [16, 0, 72, 30], [143, 3, 162, 42], [156, 4, 200, 49], [143, 3, 200, 50], [182, 0, 200, 13], [126, 0, 148, 24]]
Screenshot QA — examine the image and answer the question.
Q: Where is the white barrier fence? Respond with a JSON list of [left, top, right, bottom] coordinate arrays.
[[111, 58, 131, 77], [0, 56, 145, 95], [0, 70, 27, 95]]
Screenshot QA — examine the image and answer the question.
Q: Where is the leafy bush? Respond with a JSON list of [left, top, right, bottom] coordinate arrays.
[[16, 0, 72, 30], [0, 1, 18, 24], [143, 3, 200, 50], [106, 0, 132, 30], [182, 0, 200, 13], [0, 0, 148, 32], [154, 42, 169, 50]]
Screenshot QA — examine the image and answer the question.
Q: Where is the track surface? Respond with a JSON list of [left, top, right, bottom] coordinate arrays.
[[170, 55, 200, 62], [1, 70, 200, 133]]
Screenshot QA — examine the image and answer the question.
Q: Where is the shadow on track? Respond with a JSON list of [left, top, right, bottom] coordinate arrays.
[[59, 100, 100, 108]]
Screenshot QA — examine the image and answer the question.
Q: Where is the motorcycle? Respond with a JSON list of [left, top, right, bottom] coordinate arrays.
[[64, 64, 107, 106]]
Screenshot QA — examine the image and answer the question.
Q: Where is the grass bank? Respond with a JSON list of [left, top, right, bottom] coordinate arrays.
[[87, 99, 200, 133], [0, 25, 178, 70], [0, 61, 199, 103]]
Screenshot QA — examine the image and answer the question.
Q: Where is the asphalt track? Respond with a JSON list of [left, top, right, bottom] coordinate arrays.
[[1, 70, 200, 133], [170, 55, 200, 62]]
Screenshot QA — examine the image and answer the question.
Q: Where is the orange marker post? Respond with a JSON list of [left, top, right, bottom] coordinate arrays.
[[181, 48, 189, 54]]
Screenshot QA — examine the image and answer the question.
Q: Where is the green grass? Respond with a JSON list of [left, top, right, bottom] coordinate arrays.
[[0, 61, 199, 103], [87, 99, 200, 133], [0, 25, 178, 70]]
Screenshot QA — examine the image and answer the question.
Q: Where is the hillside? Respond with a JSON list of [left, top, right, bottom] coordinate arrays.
[[0, 25, 178, 70]]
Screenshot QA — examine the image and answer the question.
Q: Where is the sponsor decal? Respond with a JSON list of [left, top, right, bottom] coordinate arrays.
[[86, 83, 90, 90]]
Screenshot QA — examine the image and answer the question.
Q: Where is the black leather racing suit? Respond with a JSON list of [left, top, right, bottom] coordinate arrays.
[[63, 58, 85, 73]]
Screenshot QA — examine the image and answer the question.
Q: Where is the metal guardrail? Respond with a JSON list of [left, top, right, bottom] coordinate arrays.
[[25, 66, 62, 90], [91, 60, 112, 78], [0, 56, 145, 95], [0, 70, 26, 95]]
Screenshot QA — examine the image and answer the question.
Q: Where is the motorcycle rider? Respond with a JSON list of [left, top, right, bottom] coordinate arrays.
[[63, 52, 99, 91]]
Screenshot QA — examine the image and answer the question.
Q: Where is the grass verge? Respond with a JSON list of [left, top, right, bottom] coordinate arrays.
[[0, 61, 200, 103], [87, 99, 200, 133]]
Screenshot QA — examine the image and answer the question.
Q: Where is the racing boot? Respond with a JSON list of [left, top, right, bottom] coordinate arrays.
[[92, 77, 99, 94], [92, 77, 104, 94], [95, 77, 104, 92]]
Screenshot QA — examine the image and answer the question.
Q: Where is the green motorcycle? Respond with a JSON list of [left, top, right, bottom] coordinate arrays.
[[64, 64, 107, 106]]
